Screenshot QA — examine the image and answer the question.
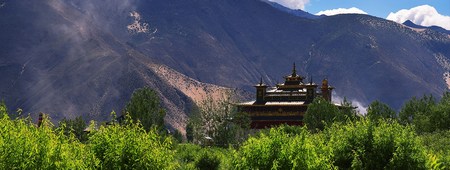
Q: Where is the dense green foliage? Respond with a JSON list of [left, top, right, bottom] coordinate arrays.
[[233, 120, 430, 169], [304, 97, 358, 132], [399, 92, 450, 133], [176, 144, 230, 170], [89, 117, 177, 169], [125, 87, 166, 131], [232, 126, 332, 169], [0, 100, 7, 116], [421, 130, 450, 169], [1, 90, 450, 169], [0, 113, 98, 169], [59, 116, 88, 142], [304, 97, 339, 132], [366, 100, 396, 121], [324, 120, 426, 169], [0, 104, 177, 169]]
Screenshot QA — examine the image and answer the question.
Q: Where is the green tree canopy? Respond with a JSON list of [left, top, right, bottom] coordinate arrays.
[[304, 97, 340, 132], [325, 119, 427, 169], [125, 87, 166, 131], [398, 92, 450, 133], [432, 92, 450, 131], [399, 95, 435, 133], [58, 116, 88, 142], [366, 100, 396, 121], [337, 97, 360, 122]]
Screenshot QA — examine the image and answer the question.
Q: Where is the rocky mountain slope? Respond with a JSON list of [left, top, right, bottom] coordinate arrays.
[[403, 20, 450, 35], [0, 0, 449, 132]]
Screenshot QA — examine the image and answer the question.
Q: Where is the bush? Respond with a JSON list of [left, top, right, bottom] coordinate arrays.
[[0, 113, 98, 169], [0, 100, 7, 116], [176, 144, 229, 170], [88, 117, 177, 169], [421, 130, 450, 169], [324, 119, 427, 169], [232, 125, 332, 169], [195, 150, 221, 170]]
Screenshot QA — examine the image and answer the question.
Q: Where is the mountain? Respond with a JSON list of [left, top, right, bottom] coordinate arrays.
[[1, 0, 450, 133], [260, 0, 322, 19], [403, 20, 450, 35]]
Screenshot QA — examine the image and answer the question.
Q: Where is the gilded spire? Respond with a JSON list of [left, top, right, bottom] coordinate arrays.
[[292, 62, 297, 77]]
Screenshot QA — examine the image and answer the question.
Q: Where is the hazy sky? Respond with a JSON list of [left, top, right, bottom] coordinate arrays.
[[269, 0, 450, 30]]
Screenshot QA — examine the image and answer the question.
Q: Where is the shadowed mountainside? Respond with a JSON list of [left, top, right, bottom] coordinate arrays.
[[0, 0, 449, 132]]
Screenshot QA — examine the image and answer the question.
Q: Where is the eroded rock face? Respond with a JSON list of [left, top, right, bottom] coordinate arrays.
[[0, 0, 449, 132], [444, 72, 450, 90]]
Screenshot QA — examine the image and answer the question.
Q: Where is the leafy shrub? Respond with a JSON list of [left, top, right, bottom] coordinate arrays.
[[324, 119, 427, 169], [232, 125, 332, 169], [195, 150, 221, 170], [0, 100, 7, 116], [0, 113, 98, 169], [176, 144, 229, 170], [176, 144, 203, 166], [88, 118, 177, 169], [421, 130, 450, 169]]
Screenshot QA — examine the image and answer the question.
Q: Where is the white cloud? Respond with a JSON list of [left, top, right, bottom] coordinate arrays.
[[268, 0, 310, 10], [315, 7, 367, 16], [386, 5, 450, 30]]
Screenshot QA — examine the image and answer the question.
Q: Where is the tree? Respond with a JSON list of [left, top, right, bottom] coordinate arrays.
[[398, 92, 450, 133], [430, 92, 450, 132], [188, 95, 250, 147], [58, 116, 88, 142], [304, 97, 340, 132], [398, 95, 435, 133], [125, 87, 166, 131], [366, 100, 396, 121], [337, 97, 360, 122]]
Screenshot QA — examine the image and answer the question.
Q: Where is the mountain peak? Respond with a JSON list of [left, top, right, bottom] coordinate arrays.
[[260, 0, 322, 19], [403, 20, 450, 34]]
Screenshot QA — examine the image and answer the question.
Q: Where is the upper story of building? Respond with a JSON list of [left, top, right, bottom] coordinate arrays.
[[251, 63, 334, 105]]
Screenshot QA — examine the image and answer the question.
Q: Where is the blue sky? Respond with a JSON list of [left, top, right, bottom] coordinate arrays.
[[305, 0, 450, 18], [269, 0, 450, 30]]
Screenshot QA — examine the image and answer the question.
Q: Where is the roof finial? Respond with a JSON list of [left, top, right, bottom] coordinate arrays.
[[310, 76, 313, 85], [292, 62, 297, 77], [259, 77, 263, 85]]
